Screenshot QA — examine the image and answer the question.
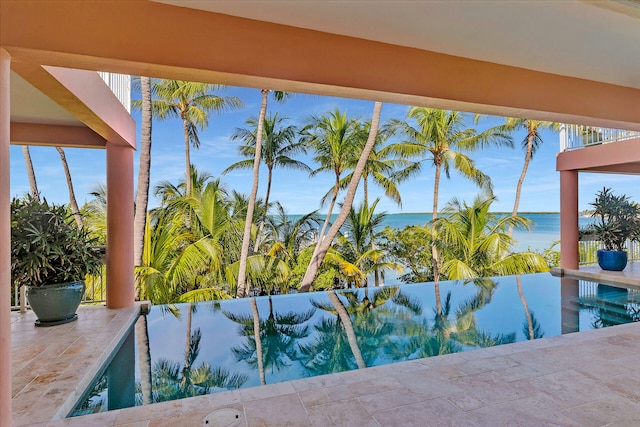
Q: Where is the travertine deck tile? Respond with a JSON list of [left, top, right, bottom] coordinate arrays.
[[10, 289, 640, 426], [243, 393, 309, 426], [306, 398, 379, 427]]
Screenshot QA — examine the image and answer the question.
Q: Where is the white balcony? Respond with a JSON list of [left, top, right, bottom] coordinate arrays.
[[98, 71, 131, 113], [560, 124, 640, 152]]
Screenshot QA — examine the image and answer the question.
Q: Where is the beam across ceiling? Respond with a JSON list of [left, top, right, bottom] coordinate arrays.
[[2, 0, 639, 131], [10, 123, 106, 148], [10, 60, 135, 148]]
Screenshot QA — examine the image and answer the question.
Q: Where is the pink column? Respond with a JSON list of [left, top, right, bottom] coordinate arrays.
[[560, 170, 579, 269], [0, 48, 12, 427], [560, 277, 579, 334], [106, 142, 135, 308]]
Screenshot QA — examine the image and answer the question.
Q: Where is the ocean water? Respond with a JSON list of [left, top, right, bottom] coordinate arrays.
[[382, 213, 595, 253], [298, 213, 594, 253]]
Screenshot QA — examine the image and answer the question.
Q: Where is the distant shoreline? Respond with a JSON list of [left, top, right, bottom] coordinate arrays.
[[290, 211, 563, 216]]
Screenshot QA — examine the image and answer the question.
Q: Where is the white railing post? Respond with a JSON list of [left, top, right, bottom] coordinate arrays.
[[98, 72, 131, 113], [559, 124, 567, 152]]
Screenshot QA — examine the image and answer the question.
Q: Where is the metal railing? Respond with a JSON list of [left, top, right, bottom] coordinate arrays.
[[10, 267, 107, 312], [578, 238, 640, 265], [98, 71, 131, 113], [560, 124, 640, 152]]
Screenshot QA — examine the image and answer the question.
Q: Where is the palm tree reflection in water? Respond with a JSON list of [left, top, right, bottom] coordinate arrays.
[[225, 296, 316, 385], [302, 287, 421, 374], [152, 304, 248, 402], [386, 279, 516, 360]]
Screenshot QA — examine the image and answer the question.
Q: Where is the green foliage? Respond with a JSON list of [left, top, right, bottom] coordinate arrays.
[[589, 187, 640, 251], [380, 225, 433, 283], [434, 195, 549, 280], [11, 195, 103, 287], [289, 247, 338, 291]]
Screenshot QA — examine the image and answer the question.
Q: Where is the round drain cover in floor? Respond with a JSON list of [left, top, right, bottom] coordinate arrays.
[[202, 408, 243, 427]]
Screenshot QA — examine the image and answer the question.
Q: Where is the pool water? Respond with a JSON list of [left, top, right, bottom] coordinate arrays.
[[69, 273, 640, 416]]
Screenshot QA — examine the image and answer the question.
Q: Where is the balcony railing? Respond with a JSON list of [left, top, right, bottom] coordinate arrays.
[[560, 124, 640, 152], [98, 71, 131, 113], [579, 238, 640, 265], [11, 266, 107, 311]]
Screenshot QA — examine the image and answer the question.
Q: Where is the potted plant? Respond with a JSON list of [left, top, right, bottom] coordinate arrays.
[[10, 196, 103, 326], [589, 187, 640, 271]]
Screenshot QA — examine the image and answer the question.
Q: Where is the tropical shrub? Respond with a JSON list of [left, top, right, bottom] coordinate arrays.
[[589, 187, 640, 251], [11, 195, 102, 287]]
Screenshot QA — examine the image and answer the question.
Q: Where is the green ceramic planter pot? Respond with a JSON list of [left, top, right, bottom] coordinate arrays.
[[26, 281, 86, 327]]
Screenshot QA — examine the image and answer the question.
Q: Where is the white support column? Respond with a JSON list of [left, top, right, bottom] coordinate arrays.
[[0, 47, 13, 427]]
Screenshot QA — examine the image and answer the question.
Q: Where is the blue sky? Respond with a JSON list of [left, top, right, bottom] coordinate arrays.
[[9, 85, 639, 214]]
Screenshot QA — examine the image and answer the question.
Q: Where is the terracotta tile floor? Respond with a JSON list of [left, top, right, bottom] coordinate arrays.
[[10, 269, 640, 426]]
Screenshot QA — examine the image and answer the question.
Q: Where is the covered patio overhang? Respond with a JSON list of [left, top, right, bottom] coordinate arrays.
[[556, 137, 640, 269], [1, 1, 639, 425], [1, 52, 136, 426]]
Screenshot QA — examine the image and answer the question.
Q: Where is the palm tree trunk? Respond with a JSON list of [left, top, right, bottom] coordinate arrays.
[[365, 178, 380, 287], [183, 116, 192, 196], [432, 162, 442, 315], [516, 275, 535, 340], [508, 133, 534, 237], [55, 146, 83, 228], [134, 76, 153, 268], [22, 145, 39, 201], [300, 102, 382, 292], [250, 297, 266, 385], [253, 166, 273, 254], [135, 314, 153, 405], [181, 304, 193, 393], [363, 174, 369, 209], [237, 89, 267, 298], [327, 291, 366, 369], [311, 180, 339, 260]]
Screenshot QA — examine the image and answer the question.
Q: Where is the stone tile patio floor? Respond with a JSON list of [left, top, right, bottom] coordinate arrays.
[[10, 271, 640, 426]]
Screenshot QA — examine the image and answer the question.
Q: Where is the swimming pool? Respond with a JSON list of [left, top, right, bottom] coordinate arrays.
[[69, 273, 640, 416]]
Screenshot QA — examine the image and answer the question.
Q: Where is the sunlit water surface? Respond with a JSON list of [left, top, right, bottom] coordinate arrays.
[[70, 273, 639, 416]]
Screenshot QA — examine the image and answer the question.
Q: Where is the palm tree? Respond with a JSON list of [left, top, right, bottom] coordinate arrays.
[[21, 145, 39, 201], [303, 109, 360, 250], [340, 120, 413, 208], [149, 79, 243, 196], [235, 90, 291, 298], [300, 102, 383, 293], [224, 112, 310, 253], [333, 199, 401, 288], [81, 183, 107, 244], [267, 203, 320, 264], [340, 121, 417, 286], [137, 177, 241, 303], [502, 118, 560, 236], [390, 108, 512, 301], [135, 216, 187, 304], [55, 146, 83, 228], [391, 108, 512, 219], [434, 194, 549, 280], [132, 76, 153, 266]]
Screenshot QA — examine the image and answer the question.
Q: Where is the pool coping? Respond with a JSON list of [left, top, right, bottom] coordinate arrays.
[[10, 302, 147, 425], [45, 318, 640, 426], [551, 266, 640, 290], [11, 268, 640, 426]]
